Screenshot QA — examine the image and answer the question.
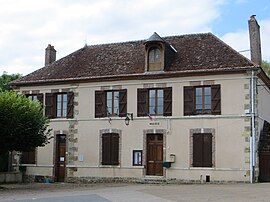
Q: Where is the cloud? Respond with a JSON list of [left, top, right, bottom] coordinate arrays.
[[221, 18, 270, 62], [0, 0, 224, 75]]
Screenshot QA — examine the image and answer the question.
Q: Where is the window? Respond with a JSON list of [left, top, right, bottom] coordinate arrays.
[[95, 90, 127, 118], [21, 150, 36, 164], [149, 89, 164, 115], [56, 93, 67, 118], [106, 91, 119, 116], [184, 85, 221, 116], [133, 150, 142, 166], [195, 86, 211, 114], [102, 133, 119, 165], [26, 93, 43, 104], [193, 133, 212, 167], [45, 92, 74, 119], [137, 87, 172, 117], [148, 47, 163, 71], [149, 48, 161, 63]]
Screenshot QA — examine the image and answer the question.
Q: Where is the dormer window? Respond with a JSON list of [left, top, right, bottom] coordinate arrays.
[[148, 47, 162, 71], [144, 32, 176, 72]]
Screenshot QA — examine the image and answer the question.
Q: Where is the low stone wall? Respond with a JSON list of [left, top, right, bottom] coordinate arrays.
[[0, 172, 22, 183], [66, 176, 249, 184]]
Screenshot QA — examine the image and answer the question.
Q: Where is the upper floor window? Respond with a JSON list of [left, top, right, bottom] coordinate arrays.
[[184, 85, 221, 116], [137, 87, 172, 117], [106, 91, 119, 116], [56, 93, 68, 118], [26, 94, 43, 104], [45, 92, 74, 119], [149, 89, 164, 115], [148, 47, 163, 71], [195, 86, 211, 114], [95, 90, 127, 118]]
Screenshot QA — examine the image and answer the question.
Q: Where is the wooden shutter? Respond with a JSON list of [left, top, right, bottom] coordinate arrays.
[[137, 88, 148, 117], [21, 150, 36, 164], [45, 93, 55, 118], [119, 90, 127, 117], [95, 91, 105, 118], [193, 134, 203, 167], [211, 85, 221, 115], [203, 134, 212, 167], [67, 92, 74, 118], [37, 94, 44, 105], [184, 86, 194, 116], [110, 134, 119, 165], [102, 134, 111, 165], [163, 87, 172, 116]]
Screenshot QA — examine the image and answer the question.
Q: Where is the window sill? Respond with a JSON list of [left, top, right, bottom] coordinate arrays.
[[189, 167, 214, 170], [99, 165, 121, 168]]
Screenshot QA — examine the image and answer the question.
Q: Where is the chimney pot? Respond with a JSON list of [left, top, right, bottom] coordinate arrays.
[[45, 44, 56, 66], [248, 15, 262, 66]]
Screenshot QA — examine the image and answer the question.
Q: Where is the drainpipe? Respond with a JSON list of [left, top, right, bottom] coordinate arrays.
[[250, 69, 257, 183]]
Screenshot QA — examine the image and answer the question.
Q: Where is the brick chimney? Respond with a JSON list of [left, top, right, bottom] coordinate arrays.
[[248, 15, 262, 66], [45, 44, 56, 66]]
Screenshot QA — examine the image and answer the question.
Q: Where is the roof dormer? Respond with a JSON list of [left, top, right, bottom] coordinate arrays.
[[144, 32, 176, 72]]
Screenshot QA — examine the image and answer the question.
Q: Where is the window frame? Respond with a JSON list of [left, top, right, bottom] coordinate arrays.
[[192, 133, 213, 168], [147, 46, 163, 71], [148, 88, 164, 116], [101, 133, 120, 166], [105, 90, 120, 117], [194, 85, 212, 115], [132, 150, 142, 166], [21, 149, 36, 165], [55, 93, 68, 118]]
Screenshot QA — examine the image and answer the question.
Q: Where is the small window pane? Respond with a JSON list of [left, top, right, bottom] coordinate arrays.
[[107, 92, 112, 100], [57, 94, 62, 102], [63, 109, 67, 117], [149, 106, 155, 115], [33, 95, 38, 101], [157, 90, 163, 98], [149, 98, 155, 107], [63, 94, 67, 102], [205, 96, 211, 105], [196, 96, 202, 105], [196, 88, 202, 96], [157, 97, 163, 107], [205, 87, 211, 96], [149, 90, 155, 98], [157, 106, 163, 114], [57, 110, 62, 117]]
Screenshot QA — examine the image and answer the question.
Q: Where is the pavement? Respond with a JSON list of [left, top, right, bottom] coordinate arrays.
[[1, 182, 270, 202]]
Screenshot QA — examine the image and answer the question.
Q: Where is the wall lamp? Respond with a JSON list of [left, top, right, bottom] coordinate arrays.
[[125, 113, 134, 126]]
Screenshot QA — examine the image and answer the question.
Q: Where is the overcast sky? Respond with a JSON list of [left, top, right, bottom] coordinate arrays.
[[0, 0, 269, 75]]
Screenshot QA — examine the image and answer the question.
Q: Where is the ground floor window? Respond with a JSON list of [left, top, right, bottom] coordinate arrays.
[[21, 149, 36, 164], [193, 133, 212, 167], [102, 133, 119, 165]]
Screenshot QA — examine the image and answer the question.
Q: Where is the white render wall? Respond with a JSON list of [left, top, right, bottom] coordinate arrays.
[[18, 73, 255, 182]]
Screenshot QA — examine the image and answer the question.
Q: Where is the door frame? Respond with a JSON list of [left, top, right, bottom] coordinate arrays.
[[143, 129, 167, 177], [53, 133, 67, 182]]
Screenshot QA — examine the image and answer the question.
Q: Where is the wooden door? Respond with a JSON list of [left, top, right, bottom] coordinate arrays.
[[146, 134, 163, 176], [259, 152, 270, 182], [55, 134, 66, 182]]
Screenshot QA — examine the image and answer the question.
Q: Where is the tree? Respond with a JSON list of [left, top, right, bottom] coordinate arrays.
[[0, 91, 51, 153], [0, 72, 21, 91], [262, 60, 270, 76]]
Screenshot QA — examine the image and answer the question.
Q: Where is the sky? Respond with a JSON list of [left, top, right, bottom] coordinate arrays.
[[0, 0, 269, 76]]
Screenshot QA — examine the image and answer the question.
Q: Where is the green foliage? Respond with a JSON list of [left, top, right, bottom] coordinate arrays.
[[0, 72, 21, 91], [262, 61, 270, 76], [0, 91, 51, 152]]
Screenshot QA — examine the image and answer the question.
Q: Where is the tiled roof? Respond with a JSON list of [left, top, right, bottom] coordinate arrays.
[[13, 33, 256, 86]]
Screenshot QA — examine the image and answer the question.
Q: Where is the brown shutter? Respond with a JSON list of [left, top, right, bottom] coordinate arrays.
[[163, 87, 172, 116], [45, 93, 55, 118], [211, 85, 221, 115], [203, 134, 212, 167], [184, 86, 194, 116], [67, 92, 74, 118], [193, 134, 203, 167], [102, 134, 111, 165], [95, 91, 106, 118], [37, 94, 44, 105], [119, 90, 127, 117], [110, 133, 119, 165], [137, 88, 148, 117], [21, 150, 36, 164]]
